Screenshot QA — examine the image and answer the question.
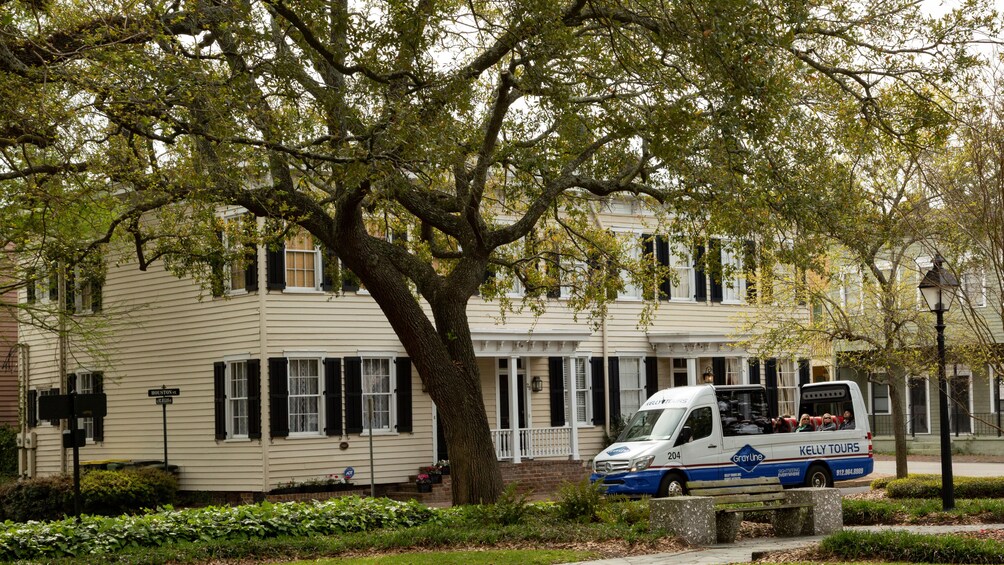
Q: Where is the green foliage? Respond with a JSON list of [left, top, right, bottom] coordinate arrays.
[[0, 475, 73, 522], [555, 479, 606, 523], [0, 496, 435, 561], [596, 498, 649, 526], [79, 467, 177, 515], [602, 417, 628, 448], [460, 483, 533, 526], [821, 530, 1004, 564], [842, 495, 1004, 525], [884, 475, 1004, 499], [0, 425, 17, 478]]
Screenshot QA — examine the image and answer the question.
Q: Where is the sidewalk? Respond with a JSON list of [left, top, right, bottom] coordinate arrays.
[[565, 524, 1004, 564]]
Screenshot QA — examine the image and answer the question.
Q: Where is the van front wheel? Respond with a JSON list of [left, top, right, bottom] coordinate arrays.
[[804, 464, 832, 488], [658, 473, 686, 497]]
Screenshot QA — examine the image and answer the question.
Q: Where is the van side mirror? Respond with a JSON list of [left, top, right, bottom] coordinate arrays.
[[674, 426, 693, 447]]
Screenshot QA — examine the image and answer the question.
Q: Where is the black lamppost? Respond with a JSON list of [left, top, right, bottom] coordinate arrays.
[[918, 254, 960, 511]]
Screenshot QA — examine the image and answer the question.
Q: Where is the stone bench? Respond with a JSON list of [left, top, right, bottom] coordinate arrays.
[[649, 477, 842, 545]]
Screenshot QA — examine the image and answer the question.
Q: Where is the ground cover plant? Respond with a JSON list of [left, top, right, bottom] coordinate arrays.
[[819, 530, 1004, 564]]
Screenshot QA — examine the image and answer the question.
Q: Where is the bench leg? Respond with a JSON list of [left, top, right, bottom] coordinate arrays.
[[772, 507, 805, 537], [716, 512, 742, 543]]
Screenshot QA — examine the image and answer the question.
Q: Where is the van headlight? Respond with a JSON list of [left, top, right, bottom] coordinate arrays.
[[629, 455, 655, 473]]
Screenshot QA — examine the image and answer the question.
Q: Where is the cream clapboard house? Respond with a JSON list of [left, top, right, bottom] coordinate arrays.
[[17, 202, 814, 492]]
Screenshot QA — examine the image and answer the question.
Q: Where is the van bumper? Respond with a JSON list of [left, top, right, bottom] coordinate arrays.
[[590, 471, 662, 495]]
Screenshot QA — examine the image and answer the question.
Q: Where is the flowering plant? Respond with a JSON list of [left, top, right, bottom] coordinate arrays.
[[418, 465, 441, 474], [416, 473, 432, 484]]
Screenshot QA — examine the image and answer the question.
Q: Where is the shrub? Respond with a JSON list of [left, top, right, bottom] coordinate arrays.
[[886, 475, 1004, 499], [125, 467, 178, 505], [484, 483, 532, 525], [821, 530, 1004, 564], [596, 497, 648, 525], [0, 475, 73, 522], [556, 478, 606, 523], [0, 425, 17, 478], [81, 469, 156, 514], [842, 498, 898, 525]]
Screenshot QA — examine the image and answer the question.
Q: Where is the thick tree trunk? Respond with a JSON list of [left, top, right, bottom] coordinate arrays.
[[888, 376, 909, 478]]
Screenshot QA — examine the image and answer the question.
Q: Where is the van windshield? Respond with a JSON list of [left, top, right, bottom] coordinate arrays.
[[617, 408, 687, 442]]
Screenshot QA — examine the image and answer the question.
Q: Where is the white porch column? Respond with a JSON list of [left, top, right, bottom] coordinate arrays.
[[567, 357, 580, 460], [741, 356, 749, 385], [509, 355, 521, 464], [687, 358, 698, 386]]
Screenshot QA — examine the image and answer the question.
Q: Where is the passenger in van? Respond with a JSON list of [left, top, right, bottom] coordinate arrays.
[[794, 414, 814, 432], [839, 409, 856, 430], [817, 413, 837, 431], [774, 415, 793, 433]]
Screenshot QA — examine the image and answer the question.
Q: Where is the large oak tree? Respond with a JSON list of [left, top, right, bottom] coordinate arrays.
[[0, 0, 994, 503]]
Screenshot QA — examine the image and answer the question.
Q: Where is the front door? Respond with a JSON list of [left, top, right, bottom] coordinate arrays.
[[950, 372, 972, 434], [909, 377, 929, 434]]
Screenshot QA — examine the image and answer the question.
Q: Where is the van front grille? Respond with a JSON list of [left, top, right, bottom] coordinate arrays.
[[594, 460, 630, 474]]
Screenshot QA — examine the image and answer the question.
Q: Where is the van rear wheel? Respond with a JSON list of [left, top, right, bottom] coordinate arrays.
[[804, 464, 832, 488], [658, 473, 686, 497]]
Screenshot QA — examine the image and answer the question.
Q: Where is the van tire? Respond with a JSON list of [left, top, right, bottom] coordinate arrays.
[[658, 473, 686, 497], [804, 464, 832, 488]]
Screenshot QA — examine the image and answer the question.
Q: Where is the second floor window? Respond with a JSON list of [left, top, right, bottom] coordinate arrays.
[[285, 231, 322, 290]]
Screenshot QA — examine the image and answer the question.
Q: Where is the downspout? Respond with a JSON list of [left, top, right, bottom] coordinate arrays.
[[257, 219, 271, 493], [585, 201, 611, 435], [58, 266, 68, 474]]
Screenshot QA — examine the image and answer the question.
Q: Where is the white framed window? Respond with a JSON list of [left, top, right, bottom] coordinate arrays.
[[672, 358, 689, 387], [564, 358, 592, 426], [726, 358, 742, 385], [669, 242, 694, 300], [288, 358, 321, 435], [76, 372, 96, 440], [362, 358, 395, 433], [962, 270, 986, 308], [227, 360, 250, 438], [777, 359, 798, 417], [285, 230, 322, 290], [720, 242, 745, 303], [869, 376, 891, 415], [616, 231, 643, 300], [619, 357, 646, 417]]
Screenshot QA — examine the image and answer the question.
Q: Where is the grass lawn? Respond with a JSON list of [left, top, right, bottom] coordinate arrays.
[[288, 549, 598, 564]]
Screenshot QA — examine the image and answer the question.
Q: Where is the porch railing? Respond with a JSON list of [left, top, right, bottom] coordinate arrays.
[[492, 427, 572, 460]]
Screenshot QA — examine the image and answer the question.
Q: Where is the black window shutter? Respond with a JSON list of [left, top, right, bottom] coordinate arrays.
[[656, 236, 672, 300], [607, 357, 621, 424], [709, 239, 723, 302], [324, 358, 342, 436], [268, 357, 289, 438], [214, 362, 227, 440], [344, 357, 363, 433], [548, 357, 565, 427], [43, 388, 60, 426], [590, 357, 606, 425], [748, 358, 761, 385], [342, 261, 361, 292], [27, 389, 38, 428], [712, 357, 726, 385], [67, 373, 77, 393], [321, 247, 338, 292], [694, 244, 707, 301], [91, 279, 103, 313], [798, 358, 811, 387], [211, 230, 225, 298], [498, 372, 510, 429], [744, 240, 756, 302], [645, 356, 659, 398], [266, 244, 286, 290], [545, 252, 561, 298], [65, 271, 75, 314], [247, 360, 261, 439], [48, 271, 58, 302], [92, 372, 104, 442], [396, 357, 413, 433], [26, 268, 36, 303], [244, 245, 259, 292], [765, 358, 778, 419], [641, 234, 655, 300]]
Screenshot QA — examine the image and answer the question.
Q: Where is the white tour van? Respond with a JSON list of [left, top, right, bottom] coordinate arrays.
[[591, 381, 873, 496]]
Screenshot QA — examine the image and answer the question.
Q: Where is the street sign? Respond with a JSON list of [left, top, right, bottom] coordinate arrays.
[[344, 467, 355, 480], [38, 393, 107, 420], [62, 429, 86, 448], [37, 395, 72, 420], [155, 397, 173, 405], [148, 388, 180, 397]]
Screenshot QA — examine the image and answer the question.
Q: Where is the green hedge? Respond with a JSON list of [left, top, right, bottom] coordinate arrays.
[[81, 467, 178, 514], [0, 495, 436, 561], [0, 475, 74, 522], [821, 530, 1004, 564], [843, 497, 1004, 525], [886, 475, 1004, 499], [0, 425, 16, 478]]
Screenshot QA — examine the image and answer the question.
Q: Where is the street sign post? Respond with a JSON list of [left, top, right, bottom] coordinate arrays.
[[150, 386, 180, 469]]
